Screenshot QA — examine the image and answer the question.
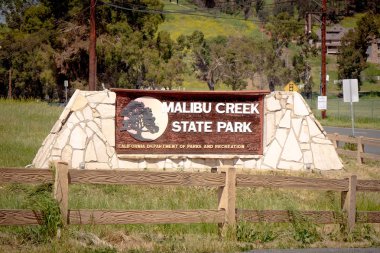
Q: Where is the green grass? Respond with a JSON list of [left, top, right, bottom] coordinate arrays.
[[159, 0, 263, 40], [340, 13, 365, 28], [306, 98, 380, 129], [0, 99, 63, 167], [308, 54, 380, 96]]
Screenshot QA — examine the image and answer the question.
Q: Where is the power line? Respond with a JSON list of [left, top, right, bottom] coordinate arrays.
[[101, 1, 308, 27]]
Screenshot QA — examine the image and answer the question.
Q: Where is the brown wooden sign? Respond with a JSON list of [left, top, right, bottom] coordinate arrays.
[[112, 89, 270, 155]]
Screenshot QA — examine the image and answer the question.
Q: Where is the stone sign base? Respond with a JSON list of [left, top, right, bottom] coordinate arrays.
[[32, 90, 343, 171]]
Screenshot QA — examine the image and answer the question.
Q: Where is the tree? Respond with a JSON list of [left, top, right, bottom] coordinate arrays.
[[219, 37, 250, 90], [186, 31, 224, 90], [337, 12, 380, 89], [121, 100, 159, 141], [337, 30, 366, 87], [264, 12, 302, 90], [292, 32, 318, 98], [0, 0, 174, 98]]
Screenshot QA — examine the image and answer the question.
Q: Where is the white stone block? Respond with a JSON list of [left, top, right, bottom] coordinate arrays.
[[312, 137, 332, 145], [85, 140, 97, 162], [299, 122, 310, 143], [51, 121, 62, 134], [303, 150, 313, 164], [75, 111, 84, 122], [54, 128, 70, 150], [72, 150, 84, 169], [275, 128, 289, 147], [88, 121, 106, 140], [85, 162, 111, 170], [266, 96, 282, 111], [62, 145, 73, 163], [67, 113, 80, 126], [275, 110, 283, 126], [103, 91, 116, 104], [106, 145, 115, 157], [287, 95, 293, 105], [138, 160, 147, 170], [311, 143, 344, 170], [279, 110, 291, 128], [293, 93, 310, 116], [52, 149, 61, 156], [60, 90, 80, 119], [83, 106, 93, 121], [70, 126, 87, 150], [96, 104, 115, 119], [278, 161, 304, 170], [85, 127, 94, 138], [243, 159, 257, 169], [102, 119, 115, 146], [93, 135, 109, 163], [291, 118, 303, 137], [110, 154, 119, 169], [155, 159, 167, 170], [262, 140, 281, 168], [307, 116, 323, 137], [71, 93, 88, 112], [118, 159, 139, 169], [266, 113, 276, 144], [146, 160, 160, 170], [86, 92, 107, 103], [300, 143, 310, 150], [282, 130, 302, 162]]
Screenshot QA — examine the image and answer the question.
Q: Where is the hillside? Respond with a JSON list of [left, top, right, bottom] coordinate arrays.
[[158, 1, 380, 94], [158, 0, 262, 40]]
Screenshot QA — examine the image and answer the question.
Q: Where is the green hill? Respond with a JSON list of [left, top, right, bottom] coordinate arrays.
[[158, 1, 262, 40], [158, 1, 380, 94]]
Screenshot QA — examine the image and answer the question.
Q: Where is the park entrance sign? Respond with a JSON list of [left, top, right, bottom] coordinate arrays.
[[112, 89, 270, 155]]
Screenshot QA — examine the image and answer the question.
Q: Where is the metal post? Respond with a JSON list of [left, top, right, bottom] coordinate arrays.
[[89, 0, 97, 91], [321, 0, 327, 119], [349, 83, 355, 136], [338, 100, 340, 120], [64, 80, 68, 104], [7, 68, 12, 99]]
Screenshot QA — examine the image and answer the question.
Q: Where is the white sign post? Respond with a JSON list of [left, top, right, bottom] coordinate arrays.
[[343, 79, 359, 136], [64, 80, 69, 104], [317, 96, 327, 110]]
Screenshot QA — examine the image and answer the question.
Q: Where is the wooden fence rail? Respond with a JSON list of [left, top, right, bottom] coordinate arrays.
[[1, 162, 380, 234], [327, 133, 380, 164]]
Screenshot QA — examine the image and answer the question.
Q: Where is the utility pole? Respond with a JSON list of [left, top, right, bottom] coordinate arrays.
[[321, 0, 327, 119], [89, 0, 96, 91], [7, 68, 12, 99]]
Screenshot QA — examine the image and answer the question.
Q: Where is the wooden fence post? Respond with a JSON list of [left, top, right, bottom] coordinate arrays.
[[357, 136, 364, 164], [217, 166, 236, 237], [53, 161, 69, 226], [341, 175, 357, 232]]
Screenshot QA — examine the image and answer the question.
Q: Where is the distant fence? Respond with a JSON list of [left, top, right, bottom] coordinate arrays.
[[1, 162, 380, 234], [327, 133, 380, 164], [307, 99, 380, 120]]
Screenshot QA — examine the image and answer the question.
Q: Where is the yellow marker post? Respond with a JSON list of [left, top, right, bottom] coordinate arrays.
[[284, 81, 299, 92]]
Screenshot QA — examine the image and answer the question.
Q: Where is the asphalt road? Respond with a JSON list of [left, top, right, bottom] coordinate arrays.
[[324, 126, 380, 155], [246, 248, 380, 253], [324, 126, 380, 139]]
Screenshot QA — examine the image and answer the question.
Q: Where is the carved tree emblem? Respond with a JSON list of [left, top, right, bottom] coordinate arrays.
[[121, 100, 159, 141]]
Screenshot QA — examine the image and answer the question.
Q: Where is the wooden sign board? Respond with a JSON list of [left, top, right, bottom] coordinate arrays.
[[112, 89, 270, 155]]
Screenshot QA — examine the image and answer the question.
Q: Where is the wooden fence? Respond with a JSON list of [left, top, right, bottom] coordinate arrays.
[[1, 161, 380, 234], [327, 133, 380, 164]]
